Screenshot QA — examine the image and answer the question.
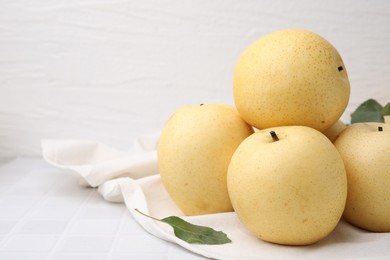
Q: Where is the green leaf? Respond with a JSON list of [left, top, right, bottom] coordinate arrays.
[[383, 103, 390, 116], [351, 99, 384, 123], [161, 216, 232, 245], [135, 209, 232, 245]]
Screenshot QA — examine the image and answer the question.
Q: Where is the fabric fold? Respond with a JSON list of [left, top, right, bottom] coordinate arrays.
[[41, 136, 390, 260], [42, 139, 158, 187]]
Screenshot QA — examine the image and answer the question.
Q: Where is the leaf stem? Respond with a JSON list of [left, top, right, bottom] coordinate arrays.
[[134, 208, 162, 222]]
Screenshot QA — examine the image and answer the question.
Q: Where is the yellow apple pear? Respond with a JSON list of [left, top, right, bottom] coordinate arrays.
[[233, 29, 350, 131], [227, 126, 347, 245], [322, 120, 347, 142], [158, 104, 254, 216], [334, 122, 390, 232]]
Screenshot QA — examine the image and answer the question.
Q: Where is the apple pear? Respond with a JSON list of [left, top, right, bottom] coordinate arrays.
[[227, 126, 347, 245], [322, 120, 347, 142], [334, 122, 390, 232], [233, 29, 350, 132], [158, 104, 254, 216]]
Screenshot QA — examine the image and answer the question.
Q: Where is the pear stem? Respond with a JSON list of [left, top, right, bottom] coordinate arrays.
[[378, 126, 383, 132], [270, 131, 279, 142]]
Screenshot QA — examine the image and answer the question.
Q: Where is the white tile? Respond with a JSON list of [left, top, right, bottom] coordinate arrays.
[[46, 187, 92, 204], [112, 234, 169, 254], [109, 254, 169, 260], [6, 184, 50, 198], [0, 253, 48, 260], [0, 171, 27, 185], [0, 195, 42, 207], [68, 219, 120, 235], [1, 235, 59, 252], [43, 196, 85, 208], [118, 217, 147, 235], [78, 203, 125, 219], [86, 190, 104, 202], [30, 205, 79, 220], [15, 220, 68, 234], [0, 187, 11, 198], [0, 220, 18, 234], [0, 206, 32, 219], [168, 244, 206, 260], [0, 159, 214, 259], [49, 253, 108, 260], [57, 235, 114, 253]]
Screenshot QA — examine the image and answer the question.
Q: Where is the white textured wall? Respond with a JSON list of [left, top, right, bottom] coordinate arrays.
[[0, 0, 389, 157]]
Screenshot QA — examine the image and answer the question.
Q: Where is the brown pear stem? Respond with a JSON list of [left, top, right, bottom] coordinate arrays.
[[378, 126, 383, 132], [270, 131, 279, 142]]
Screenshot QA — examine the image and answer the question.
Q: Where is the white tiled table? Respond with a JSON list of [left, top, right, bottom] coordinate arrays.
[[0, 158, 205, 260]]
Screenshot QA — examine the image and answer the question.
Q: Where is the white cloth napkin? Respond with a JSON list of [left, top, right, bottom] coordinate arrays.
[[41, 135, 390, 260]]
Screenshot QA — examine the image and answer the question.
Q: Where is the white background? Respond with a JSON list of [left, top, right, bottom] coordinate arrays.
[[0, 0, 389, 157]]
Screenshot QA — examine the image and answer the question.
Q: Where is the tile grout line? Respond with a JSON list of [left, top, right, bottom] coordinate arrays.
[[105, 203, 129, 260], [0, 168, 67, 252], [45, 188, 97, 260]]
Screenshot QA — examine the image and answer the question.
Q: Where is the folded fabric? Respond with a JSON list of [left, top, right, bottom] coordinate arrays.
[[41, 135, 390, 259], [42, 138, 158, 189]]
